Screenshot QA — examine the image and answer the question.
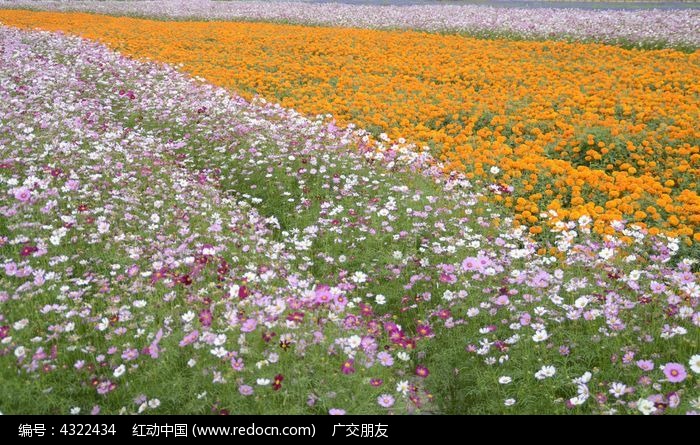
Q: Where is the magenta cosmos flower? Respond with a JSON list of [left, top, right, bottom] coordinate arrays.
[[415, 365, 430, 378], [663, 363, 687, 383], [341, 359, 355, 375]]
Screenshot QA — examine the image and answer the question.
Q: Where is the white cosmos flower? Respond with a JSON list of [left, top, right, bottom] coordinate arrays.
[[14, 346, 25, 358], [375, 294, 386, 305], [504, 398, 516, 406], [396, 380, 409, 395], [97, 221, 110, 234], [351, 271, 367, 284], [256, 378, 271, 386], [534, 365, 556, 380], [573, 372, 592, 384], [628, 270, 641, 281], [637, 399, 656, 415], [347, 335, 362, 349], [599, 248, 614, 260], [210, 347, 227, 358], [568, 395, 586, 406], [498, 376, 512, 384], [689, 354, 700, 374], [532, 330, 549, 342], [608, 382, 626, 398], [574, 296, 589, 309], [113, 364, 126, 378], [577, 384, 590, 400]]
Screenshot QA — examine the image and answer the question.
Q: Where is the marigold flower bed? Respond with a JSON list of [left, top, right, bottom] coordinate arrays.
[[0, 10, 698, 246]]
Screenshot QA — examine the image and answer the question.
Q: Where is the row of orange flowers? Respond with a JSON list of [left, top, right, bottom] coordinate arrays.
[[2, 10, 697, 243]]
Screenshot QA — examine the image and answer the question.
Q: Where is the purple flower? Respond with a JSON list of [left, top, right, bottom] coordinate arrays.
[[329, 408, 346, 415], [121, 348, 139, 361], [663, 363, 687, 383], [636, 360, 654, 371], [179, 330, 199, 347], [377, 351, 394, 367], [239, 385, 254, 396]]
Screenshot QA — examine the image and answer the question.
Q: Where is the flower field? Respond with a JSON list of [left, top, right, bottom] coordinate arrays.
[[1, 9, 698, 250], [1, 2, 699, 415]]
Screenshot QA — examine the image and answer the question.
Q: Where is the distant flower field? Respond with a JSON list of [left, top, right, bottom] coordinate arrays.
[[3, 0, 700, 48], [1, 9, 698, 249], [0, 3, 698, 416]]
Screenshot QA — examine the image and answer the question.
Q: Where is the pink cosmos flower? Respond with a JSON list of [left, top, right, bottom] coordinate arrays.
[[239, 385, 253, 396], [663, 363, 687, 383], [377, 394, 395, 408], [329, 408, 346, 415], [461, 257, 479, 272], [519, 312, 531, 326], [240, 318, 257, 333], [494, 294, 510, 306], [230, 357, 244, 371], [636, 360, 654, 371], [14, 187, 31, 202]]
